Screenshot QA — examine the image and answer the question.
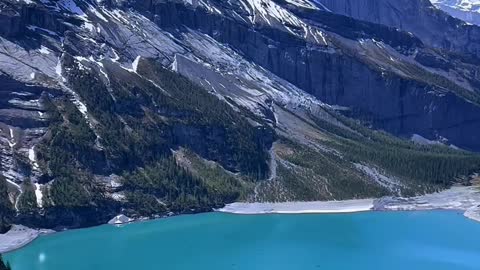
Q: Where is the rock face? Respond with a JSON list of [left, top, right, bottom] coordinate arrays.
[[430, 0, 480, 26], [0, 0, 479, 229], [108, 214, 133, 225], [139, 0, 480, 151], [315, 0, 480, 57]]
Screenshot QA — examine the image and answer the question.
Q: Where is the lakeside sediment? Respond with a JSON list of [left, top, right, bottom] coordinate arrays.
[[0, 225, 53, 254], [217, 199, 374, 214], [219, 185, 480, 222], [1, 185, 479, 253], [464, 206, 480, 222]]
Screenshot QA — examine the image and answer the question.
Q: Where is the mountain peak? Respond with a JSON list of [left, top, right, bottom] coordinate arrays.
[[430, 0, 480, 25]]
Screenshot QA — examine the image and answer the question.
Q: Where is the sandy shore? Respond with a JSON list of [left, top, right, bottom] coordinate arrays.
[[464, 206, 480, 223], [374, 186, 480, 212], [0, 225, 53, 254], [218, 185, 480, 222], [217, 199, 374, 214]]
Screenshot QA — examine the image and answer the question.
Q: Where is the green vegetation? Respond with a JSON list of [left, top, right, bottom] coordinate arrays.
[[17, 178, 37, 214], [381, 56, 480, 107], [33, 56, 271, 223], [0, 255, 11, 270], [181, 149, 254, 202], [35, 96, 107, 211], [61, 56, 271, 178], [124, 191, 167, 217], [312, 110, 480, 188], [49, 177, 92, 208], [135, 59, 273, 179], [0, 175, 13, 233], [122, 157, 244, 215], [276, 138, 389, 200], [31, 54, 479, 223], [255, 106, 480, 201], [35, 96, 100, 178]]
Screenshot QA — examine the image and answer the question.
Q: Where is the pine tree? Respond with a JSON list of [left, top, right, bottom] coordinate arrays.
[[0, 175, 14, 233], [18, 178, 37, 214]]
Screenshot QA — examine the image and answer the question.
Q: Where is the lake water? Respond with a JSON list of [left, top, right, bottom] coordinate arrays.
[[5, 211, 480, 270]]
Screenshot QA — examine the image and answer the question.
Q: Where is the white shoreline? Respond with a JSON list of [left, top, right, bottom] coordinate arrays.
[[0, 225, 53, 254], [464, 206, 480, 222], [217, 199, 374, 214], [218, 185, 480, 222], [1, 186, 479, 254]]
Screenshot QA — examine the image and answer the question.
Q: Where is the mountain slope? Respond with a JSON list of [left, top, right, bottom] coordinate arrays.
[[430, 0, 480, 25], [0, 0, 479, 230], [314, 0, 480, 58]]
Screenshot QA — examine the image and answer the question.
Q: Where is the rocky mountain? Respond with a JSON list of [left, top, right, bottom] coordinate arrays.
[[0, 0, 480, 230], [430, 0, 480, 25]]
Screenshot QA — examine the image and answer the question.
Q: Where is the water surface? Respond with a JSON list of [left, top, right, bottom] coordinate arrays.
[[6, 211, 480, 270]]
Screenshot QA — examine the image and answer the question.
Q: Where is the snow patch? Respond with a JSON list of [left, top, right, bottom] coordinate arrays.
[[35, 183, 43, 208], [88, 5, 109, 22], [8, 128, 16, 148], [38, 46, 51, 55], [240, 0, 309, 37], [55, 59, 66, 82], [411, 134, 442, 145], [108, 214, 134, 225], [111, 193, 126, 201], [199, 0, 223, 14], [83, 22, 96, 32], [284, 0, 318, 9], [430, 0, 480, 12], [132, 55, 141, 72], [172, 55, 179, 72], [29, 146, 40, 170]]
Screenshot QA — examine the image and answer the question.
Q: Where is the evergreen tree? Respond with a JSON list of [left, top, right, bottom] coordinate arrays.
[[18, 178, 37, 214], [0, 175, 14, 233]]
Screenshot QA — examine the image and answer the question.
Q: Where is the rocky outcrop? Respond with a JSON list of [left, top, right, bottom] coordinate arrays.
[[136, 1, 480, 151], [107, 214, 133, 225], [0, 2, 23, 37], [430, 0, 480, 26], [315, 0, 480, 58]]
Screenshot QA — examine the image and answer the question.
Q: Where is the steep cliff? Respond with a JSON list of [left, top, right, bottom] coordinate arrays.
[[0, 0, 479, 229], [315, 0, 480, 57], [430, 0, 480, 26]]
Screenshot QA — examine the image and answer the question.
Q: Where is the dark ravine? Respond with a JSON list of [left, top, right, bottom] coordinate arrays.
[[0, 0, 479, 231]]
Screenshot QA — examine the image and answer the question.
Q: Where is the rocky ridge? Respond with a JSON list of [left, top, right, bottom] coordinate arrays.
[[0, 0, 479, 230]]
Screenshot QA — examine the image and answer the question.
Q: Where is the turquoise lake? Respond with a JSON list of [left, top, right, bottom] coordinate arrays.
[[5, 211, 480, 270]]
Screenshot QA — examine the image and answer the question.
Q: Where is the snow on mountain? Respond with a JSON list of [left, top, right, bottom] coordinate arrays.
[[430, 0, 480, 12], [283, 0, 318, 9], [430, 0, 480, 25], [1, 0, 480, 229]]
